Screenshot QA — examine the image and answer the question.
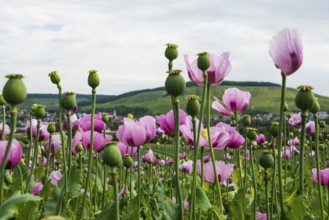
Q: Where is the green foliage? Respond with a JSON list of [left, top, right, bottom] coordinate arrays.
[[0, 193, 42, 220], [228, 188, 252, 220]]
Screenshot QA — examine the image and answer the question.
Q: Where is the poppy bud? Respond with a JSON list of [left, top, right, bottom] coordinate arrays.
[[4, 172, 13, 185], [102, 113, 109, 123], [47, 122, 56, 134], [123, 154, 133, 168], [259, 151, 274, 170], [295, 85, 315, 112], [270, 122, 279, 137], [88, 69, 100, 89], [246, 128, 257, 141], [3, 74, 27, 106], [127, 114, 134, 119], [186, 95, 200, 117], [310, 98, 320, 114], [319, 121, 326, 129], [197, 52, 210, 71], [61, 92, 77, 111], [102, 143, 123, 168], [243, 115, 251, 127], [34, 105, 46, 119], [165, 43, 179, 61], [165, 70, 185, 97], [283, 101, 289, 112], [76, 142, 83, 153], [48, 71, 61, 85]]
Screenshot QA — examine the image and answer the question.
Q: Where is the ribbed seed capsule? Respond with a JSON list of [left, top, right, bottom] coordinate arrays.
[[3, 74, 27, 106], [295, 85, 315, 111], [186, 95, 200, 117], [165, 43, 179, 61], [165, 70, 185, 97]]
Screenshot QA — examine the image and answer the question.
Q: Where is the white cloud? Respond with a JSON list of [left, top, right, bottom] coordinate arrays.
[[0, 0, 328, 98]]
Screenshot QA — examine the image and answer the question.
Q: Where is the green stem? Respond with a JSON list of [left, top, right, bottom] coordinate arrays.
[[111, 168, 120, 220], [189, 116, 198, 220], [27, 118, 41, 190], [283, 112, 287, 192], [0, 107, 17, 204], [244, 137, 248, 186], [18, 166, 24, 193], [234, 112, 243, 188], [173, 96, 183, 220], [102, 163, 107, 207], [80, 88, 96, 218], [43, 134, 53, 185], [277, 73, 286, 217], [314, 114, 325, 220], [137, 147, 141, 215], [1, 105, 5, 141], [124, 167, 128, 198], [206, 83, 223, 215], [94, 154, 99, 210], [250, 146, 256, 220], [265, 171, 269, 220], [27, 113, 33, 165], [200, 147, 205, 187], [66, 111, 73, 180], [299, 111, 307, 195], [271, 138, 277, 218]]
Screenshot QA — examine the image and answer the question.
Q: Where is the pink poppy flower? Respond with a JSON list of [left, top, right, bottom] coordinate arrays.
[[179, 160, 193, 174], [82, 130, 106, 152], [256, 134, 266, 145], [156, 109, 187, 137], [0, 139, 22, 169], [312, 168, 329, 186], [306, 121, 315, 134], [184, 52, 231, 86], [49, 170, 62, 185], [197, 160, 234, 183], [216, 122, 245, 148], [256, 211, 267, 220], [118, 142, 137, 158], [0, 123, 10, 138], [80, 112, 106, 132], [288, 113, 301, 126], [172, 197, 189, 212], [44, 133, 62, 152], [269, 27, 303, 76], [31, 181, 43, 195], [212, 88, 251, 116], [141, 149, 157, 165]]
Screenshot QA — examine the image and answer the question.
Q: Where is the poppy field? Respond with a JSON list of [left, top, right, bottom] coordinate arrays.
[[0, 27, 328, 220]]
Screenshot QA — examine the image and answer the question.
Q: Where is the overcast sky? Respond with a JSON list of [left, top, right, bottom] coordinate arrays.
[[0, 0, 328, 97]]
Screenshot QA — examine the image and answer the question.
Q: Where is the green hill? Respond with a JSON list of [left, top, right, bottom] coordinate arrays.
[[75, 81, 329, 115]]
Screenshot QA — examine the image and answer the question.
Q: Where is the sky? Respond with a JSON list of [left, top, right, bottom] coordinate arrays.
[[0, 0, 329, 97]]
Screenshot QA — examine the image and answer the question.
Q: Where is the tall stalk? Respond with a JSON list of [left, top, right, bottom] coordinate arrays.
[[0, 107, 17, 204], [299, 111, 307, 195], [205, 83, 223, 214], [111, 168, 120, 220], [250, 145, 256, 220], [80, 88, 96, 218], [234, 112, 243, 188], [1, 105, 5, 141], [43, 134, 53, 184], [314, 114, 325, 220], [137, 147, 141, 215], [173, 96, 183, 220], [277, 73, 286, 216], [189, 116, 198, 220], [66, 111, 73, 180]]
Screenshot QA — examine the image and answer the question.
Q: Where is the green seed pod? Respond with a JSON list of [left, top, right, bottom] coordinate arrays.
[[47, 122, 56, 134], [319, 144, 326, 151], [310, 98, 320, 114], [287, 112, 292, 118], [123, 154, 133, 168], [165, 43, 179, 61], [243, 115, 251, 127], [319, 121, 326, 129], [61, 92, 77, 111], [259, 151, 274, 170], [165, 70, 185, 97], [34, 105, 46, 119], [76, 142, 83, 153], [88, 69, 100, 89], [4, 172, 13, 185], [270, 122, 279, 137], [295, 85, 315, 112], [48, 71, 61, 85], [102, 113, 109, 123], [3, 74, 27, 106], [197, 52, 210, 71], [283, 101, 289, 112], [147, 157, 153, 164], [102, 142, 123, 168], [246, 128, 257, 141], [289, 132, 294, 139], [0, 94, 6, 106], [186, 95, 200, 117]]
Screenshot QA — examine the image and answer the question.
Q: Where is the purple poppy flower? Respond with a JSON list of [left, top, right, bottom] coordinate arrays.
[[141, 149, 157, 165], [179, 160, 193, 174], [197, 160, 234, 183], [119, 186, 129, 197], [269, 27, 303, 76], [82, 130, 106, 152], [117, 118, 147, 147], [179, 152, 187, 160], [256, 211, 267, 220], [212, 88, 251, 116], [180, 116, 207, 148], [156, 127, 164, 136], [288, 113, 301, 126], [166, 158, 174, 166], [25, 119, 49, 141], [281, 146, 291, 159], [256, 134, 266, 145], [209, 126, 230, 150], [312, 168, 329, 186], [118, 142, 137, 158], [216, 122, 245, 148], [224, 153, 231, 160], [184, 52, 231, 86], [0, 139, 22, 169], [0, 123, 10, 138], [72, 129, 83, 155], [172, 197, 189, 212], [306, 121, 315, 134], [203, 155, 210, 163], [31, 181, 43, 195], [138, 116, 156, 144], [44, 133, 61, 152], [49, 170, 62, 185], [156, 109, 187, 137], [80, 112, 106, 132]]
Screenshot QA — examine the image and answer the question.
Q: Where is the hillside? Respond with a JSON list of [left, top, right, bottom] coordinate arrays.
[[17, 81, 329, 115]]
